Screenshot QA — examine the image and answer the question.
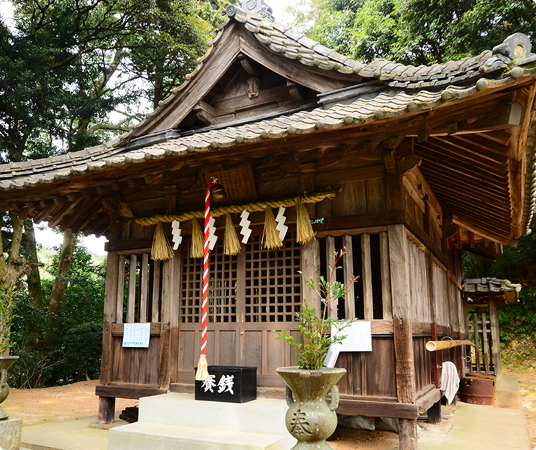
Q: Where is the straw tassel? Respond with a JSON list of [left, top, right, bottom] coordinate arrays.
[[117, 202, 134, 219], [262, 208, 283, 249], [296, 198, 315, 244], [191, 218, 204, 258], [151, 222, 175, 260], [224, 213, 241, 255], [196, 353, 209, 381]]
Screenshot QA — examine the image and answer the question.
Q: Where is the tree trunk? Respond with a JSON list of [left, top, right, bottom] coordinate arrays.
[[0, 213, 26, 289], [49, 228, 76, 320], [24, 219, 43, 307]]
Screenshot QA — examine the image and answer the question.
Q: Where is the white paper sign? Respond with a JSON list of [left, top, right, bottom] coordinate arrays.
[[324, 321, 372, 368], [123, 323, 151, 348]]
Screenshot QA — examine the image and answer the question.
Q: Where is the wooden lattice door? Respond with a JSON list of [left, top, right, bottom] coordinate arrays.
[[176, 232, 302, 386]]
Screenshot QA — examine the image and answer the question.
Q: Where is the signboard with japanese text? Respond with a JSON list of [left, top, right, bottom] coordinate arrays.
[[195, 366, 256, 403], [122, 323, 151, 348]]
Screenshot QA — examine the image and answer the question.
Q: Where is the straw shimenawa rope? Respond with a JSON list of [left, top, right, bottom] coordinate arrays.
[[117, 190, 340, 227], [116, 190, 340, 259]]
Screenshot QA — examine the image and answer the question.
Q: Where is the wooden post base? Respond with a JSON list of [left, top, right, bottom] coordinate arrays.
[[427, 400, 441, 424], [98, 396, 116, 424], [399, 418, 418, 450]]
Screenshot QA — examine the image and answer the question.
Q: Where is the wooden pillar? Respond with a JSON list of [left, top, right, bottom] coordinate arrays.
[[98, 213, 119, 424], [300, 238, 321, 313], [399, 417, 418, 450], [159, 252, 181, 388], [170, 252, 181, 383], [489, 299, 501, 377], [98, 396, 115, 424], [388, 224, 417, 450], [427, 400, 441, 425]]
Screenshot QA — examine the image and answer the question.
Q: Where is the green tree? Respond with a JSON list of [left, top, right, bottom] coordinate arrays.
[[1, 0, 211, 313], [288, 0, 536, 65]]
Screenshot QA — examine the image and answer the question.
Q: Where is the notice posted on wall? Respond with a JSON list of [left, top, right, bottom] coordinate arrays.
[[324, 321, 372, 368], [122, 323, 151, 348]]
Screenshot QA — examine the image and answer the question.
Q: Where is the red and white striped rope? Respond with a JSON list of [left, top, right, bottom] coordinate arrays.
[[200, 177, 216, 356]]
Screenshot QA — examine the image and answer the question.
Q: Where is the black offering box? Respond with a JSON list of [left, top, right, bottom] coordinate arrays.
[[195, 366, 257, 403]]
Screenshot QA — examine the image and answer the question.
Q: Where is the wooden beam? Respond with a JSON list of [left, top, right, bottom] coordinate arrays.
[[111, 322, 161, 336], [47, 197, 84, 228], [96, 384, 166, 399], [238, 55, 259, 76], [336, 398, 419, 419], [452, 216, 511, 247]]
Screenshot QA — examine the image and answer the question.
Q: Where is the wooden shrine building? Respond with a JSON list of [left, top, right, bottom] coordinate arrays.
[[1, 3, 536, 448]]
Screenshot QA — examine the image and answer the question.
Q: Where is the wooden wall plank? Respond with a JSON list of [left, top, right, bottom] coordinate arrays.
[[343, 235, 356, 319], [140, 253, 149, 323], [361, 233, 373, 320], [326, 236, 337, 319], [152, 260, 161, 323], [380, 231, 392, 319], [126, 254, 137, 323], [481, 311, 490, 374], [116, 255, 126, 323]]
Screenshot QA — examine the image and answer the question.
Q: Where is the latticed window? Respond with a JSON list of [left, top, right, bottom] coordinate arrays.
[[180, 231, 301, 324], [244, 233, 301, 323]]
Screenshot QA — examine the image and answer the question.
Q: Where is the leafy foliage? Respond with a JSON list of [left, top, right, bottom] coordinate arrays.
[[0, 286, 16, 354], [287, 0, 536, 65], [275, 248, 358, 370], [9, 241, 106, 387]]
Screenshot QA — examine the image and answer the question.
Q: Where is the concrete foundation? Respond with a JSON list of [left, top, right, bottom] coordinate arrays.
[[109, 393, 296, 450], [0, 418, 22, 450]]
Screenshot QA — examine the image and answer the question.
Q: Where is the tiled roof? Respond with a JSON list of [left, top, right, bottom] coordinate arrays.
[[0, 85, 509, 190], [226, 5, 535, 91], [117, 7, 536, 145], [0, 7, 535, 238], [463, 277, 521, 293]]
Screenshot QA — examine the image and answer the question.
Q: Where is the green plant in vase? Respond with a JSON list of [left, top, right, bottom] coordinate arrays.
[[275, 247, 359, 370], [274, 247, 359, 449]]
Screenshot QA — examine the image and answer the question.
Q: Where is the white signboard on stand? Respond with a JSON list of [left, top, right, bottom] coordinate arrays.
[[324, 321, 372, 368]]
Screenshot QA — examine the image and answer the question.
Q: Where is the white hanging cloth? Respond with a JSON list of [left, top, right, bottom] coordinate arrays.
[[440, 361, 460, 405]]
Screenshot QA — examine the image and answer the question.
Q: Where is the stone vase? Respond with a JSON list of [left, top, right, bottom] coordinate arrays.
[[276, 366, 346, 450], [0, 356, 19, 420]]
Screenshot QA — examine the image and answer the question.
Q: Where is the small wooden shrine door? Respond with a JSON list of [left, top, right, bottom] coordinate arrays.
[[176, 232, 302, 386]]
